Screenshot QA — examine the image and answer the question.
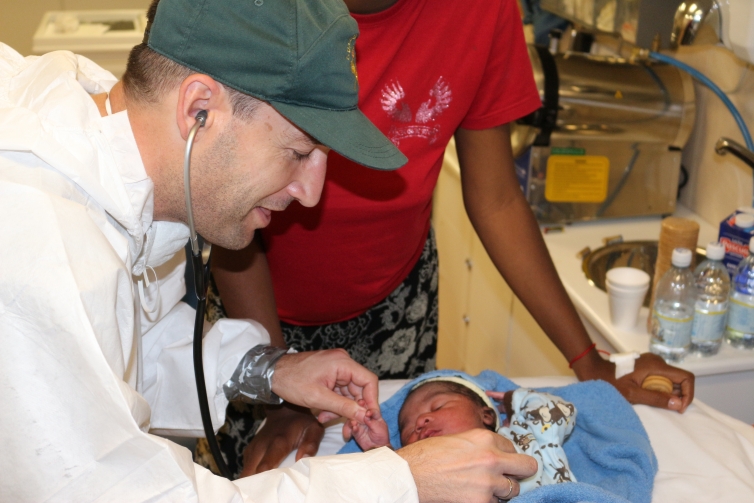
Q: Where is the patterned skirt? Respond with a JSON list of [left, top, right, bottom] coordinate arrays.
[[196, 228, 439, 477]]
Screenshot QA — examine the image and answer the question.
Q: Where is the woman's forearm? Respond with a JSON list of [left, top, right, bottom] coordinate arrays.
[[455, 126, 594, 365], [212, 235, 286, 348]]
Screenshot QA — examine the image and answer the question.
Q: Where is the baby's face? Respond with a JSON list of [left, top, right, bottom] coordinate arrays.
[[398, 383, 494, 446]]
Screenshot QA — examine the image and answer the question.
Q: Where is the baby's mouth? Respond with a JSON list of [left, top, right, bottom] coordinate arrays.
[[419, 429, 440, 440]]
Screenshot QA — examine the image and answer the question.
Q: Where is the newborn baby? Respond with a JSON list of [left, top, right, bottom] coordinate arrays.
[[348, 376, 578, 492]]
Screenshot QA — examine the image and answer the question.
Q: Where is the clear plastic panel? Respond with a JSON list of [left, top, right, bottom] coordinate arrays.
[[541, 0, 640, 38]]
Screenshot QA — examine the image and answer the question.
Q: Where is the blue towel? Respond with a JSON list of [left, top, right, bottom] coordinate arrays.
[[339, 370, 657, 503]]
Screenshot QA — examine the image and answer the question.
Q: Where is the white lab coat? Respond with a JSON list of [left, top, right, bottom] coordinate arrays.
[[0, 44, 417, 502]]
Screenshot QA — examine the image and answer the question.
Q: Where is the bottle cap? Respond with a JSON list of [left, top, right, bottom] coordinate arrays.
[[706, 242, 725, 261], [735, 212, 754, 228], [671, 247, 692, 267]]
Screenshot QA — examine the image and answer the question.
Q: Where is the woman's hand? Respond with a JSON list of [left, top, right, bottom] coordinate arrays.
[[572, 350, 694, 412], [239, 403, 324, 477]]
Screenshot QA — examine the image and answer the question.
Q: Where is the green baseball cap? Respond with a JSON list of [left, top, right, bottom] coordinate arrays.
[[146, 0, 406, 171]]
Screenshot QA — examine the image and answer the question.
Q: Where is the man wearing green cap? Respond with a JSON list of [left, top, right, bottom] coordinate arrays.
[[0, 0, 537, 501]]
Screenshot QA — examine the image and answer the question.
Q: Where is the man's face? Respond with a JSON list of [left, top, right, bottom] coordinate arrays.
[[190, 101, 329, 249], [398, 383, 494, 446]]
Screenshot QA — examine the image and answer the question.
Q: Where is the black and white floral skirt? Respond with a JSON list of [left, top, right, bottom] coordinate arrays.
[[196, 228, 439, 477]]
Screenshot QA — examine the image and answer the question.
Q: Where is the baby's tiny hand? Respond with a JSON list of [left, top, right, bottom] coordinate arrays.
[[348, 399, 391, 451]]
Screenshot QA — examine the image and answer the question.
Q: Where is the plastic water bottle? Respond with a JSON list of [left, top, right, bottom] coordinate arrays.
[[691, 242, 730, 355], [726, 238, 754, 349], [650, 248, 696, 362]]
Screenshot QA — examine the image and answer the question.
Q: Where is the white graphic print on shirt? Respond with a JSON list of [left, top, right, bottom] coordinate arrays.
[[380, 77, 452, 146]]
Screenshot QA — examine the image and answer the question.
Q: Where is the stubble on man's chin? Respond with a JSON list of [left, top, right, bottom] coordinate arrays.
[[199, 222, 254, 251]]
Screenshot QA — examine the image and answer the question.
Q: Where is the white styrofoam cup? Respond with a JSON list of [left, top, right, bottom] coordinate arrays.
[[605, 268, 650, 329], [605, 267, 651, 289]]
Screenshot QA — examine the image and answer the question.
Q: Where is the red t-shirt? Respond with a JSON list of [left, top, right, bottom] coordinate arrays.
[[262, 0, 541, 325]]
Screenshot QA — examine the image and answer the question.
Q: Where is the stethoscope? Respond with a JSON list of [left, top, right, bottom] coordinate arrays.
[[185, 110, 234, 479]]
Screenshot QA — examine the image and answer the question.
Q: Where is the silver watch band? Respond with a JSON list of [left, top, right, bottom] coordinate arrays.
[[223, 344, 288, 404]]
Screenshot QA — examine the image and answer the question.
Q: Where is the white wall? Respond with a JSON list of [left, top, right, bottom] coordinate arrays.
[[674, 45, 754, 225]]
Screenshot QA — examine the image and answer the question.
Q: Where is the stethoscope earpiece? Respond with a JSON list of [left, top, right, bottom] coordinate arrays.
[[195, 109, 208, 126]]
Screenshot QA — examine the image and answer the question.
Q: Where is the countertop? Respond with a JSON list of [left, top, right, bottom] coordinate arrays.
[[542, 205, 754, 377]]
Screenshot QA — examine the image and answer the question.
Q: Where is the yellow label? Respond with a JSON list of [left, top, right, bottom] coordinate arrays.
[[545, 155, 610, 203]]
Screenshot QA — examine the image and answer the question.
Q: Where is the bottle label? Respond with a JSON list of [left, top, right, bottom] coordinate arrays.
[[726, 296, 754, 334], [691, 304, 728, 342], [653, 310, 692, 347]]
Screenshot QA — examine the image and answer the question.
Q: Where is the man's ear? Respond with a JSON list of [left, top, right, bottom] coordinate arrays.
[[175, 74, 230, 140], [481, 407, 497, 429]]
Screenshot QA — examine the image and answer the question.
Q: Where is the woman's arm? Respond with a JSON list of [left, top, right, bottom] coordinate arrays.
[[212, 235, 286, 348], [454, 124, 694, 412]]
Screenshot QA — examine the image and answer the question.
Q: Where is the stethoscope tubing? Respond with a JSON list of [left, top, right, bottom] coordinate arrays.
[[184, 110, 233, 479]]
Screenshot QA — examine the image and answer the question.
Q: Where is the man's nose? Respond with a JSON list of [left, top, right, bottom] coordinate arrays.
[[286, 147, 328, 207]]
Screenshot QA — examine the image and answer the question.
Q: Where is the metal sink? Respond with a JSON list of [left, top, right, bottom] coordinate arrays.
[[582, 240, 706, 307]]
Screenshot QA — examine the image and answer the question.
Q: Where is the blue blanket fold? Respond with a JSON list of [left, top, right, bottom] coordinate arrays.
[[338, 370, 657, 503]]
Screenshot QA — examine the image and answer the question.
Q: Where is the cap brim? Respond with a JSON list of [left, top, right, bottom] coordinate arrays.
[[270, 102, 407, 171]]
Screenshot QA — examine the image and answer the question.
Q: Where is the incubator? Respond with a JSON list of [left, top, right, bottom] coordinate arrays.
[[516, 0, 754, 226]]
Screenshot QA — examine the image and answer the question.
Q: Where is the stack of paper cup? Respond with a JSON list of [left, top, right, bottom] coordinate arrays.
[[606, 267, 651, 330], [647, 217, 700, 331]]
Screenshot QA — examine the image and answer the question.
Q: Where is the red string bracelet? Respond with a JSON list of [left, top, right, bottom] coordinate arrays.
[[569, 343, 597, 368]]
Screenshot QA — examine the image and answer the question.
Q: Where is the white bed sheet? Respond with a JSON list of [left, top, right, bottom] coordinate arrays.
[[280, 377, 754, 502]]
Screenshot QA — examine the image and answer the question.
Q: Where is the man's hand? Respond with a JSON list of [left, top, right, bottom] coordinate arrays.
[[343, 399, 392, 451], [572, 351, 695, 413], [271, 349, 379, 423], [397, 429, 537, 503], [239, 403, 324, 477]]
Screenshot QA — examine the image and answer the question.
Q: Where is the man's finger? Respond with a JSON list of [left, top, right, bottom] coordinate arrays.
[[492, 474, 520, 501], [488, 431, 517, 454], [335, 365, 379, 410], [360, 379, 380, 411], [317, 410, 341, 423], [495, 452, 539, 479], [316, 390, 367, 422], [337, 385, 355, 400]]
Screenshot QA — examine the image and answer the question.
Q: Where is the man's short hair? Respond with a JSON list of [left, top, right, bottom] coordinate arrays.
[[122, 0, 261, 121]]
